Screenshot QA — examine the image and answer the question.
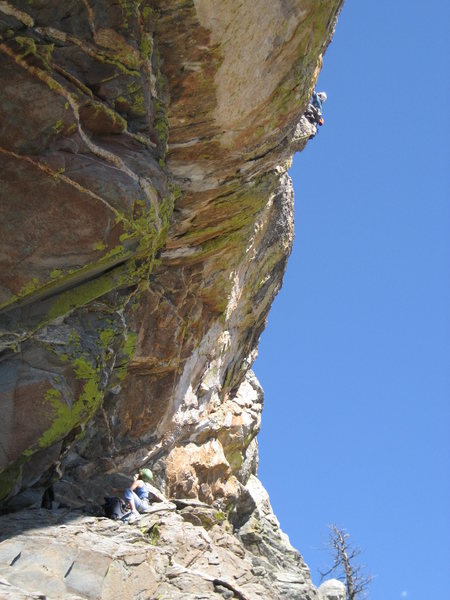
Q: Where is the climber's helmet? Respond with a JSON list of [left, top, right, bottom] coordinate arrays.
[[317, 92, 327, 102], [139, 468, 154, 483]]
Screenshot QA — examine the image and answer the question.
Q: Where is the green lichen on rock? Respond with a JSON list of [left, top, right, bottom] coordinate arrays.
[[215, 510, 227, 524], [39, 389, 76, 449], [114, 329, 138, 382], [225, 448, 244, 473], [139, 32, 153, 61], [151, 44, 169, 155], [46, 263, 131, 321], [36, 355, 102, 451], [0, 302, 137, 500], [0, 462, 22, 503], [52, 118, 63, 134], [0, 179, 176, 358], [154, 98, 169, 150], [100, 328, 116, 348], [93, 241, 107, 252], [14, 35, 54, 70], [19, 277, 40, 296]]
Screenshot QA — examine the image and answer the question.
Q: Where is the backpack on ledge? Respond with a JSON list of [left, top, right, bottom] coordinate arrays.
[[103, 496, 128, 520]]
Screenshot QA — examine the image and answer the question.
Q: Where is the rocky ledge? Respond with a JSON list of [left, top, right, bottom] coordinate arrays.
[[0, 483, 345, 600], [0, 1, 344, 598]]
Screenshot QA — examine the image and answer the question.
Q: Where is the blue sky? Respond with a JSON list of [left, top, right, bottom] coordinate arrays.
[[254, 1, 450, 598]]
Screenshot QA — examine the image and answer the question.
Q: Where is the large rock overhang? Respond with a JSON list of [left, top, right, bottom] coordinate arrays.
[[0, 0, 343, 508]]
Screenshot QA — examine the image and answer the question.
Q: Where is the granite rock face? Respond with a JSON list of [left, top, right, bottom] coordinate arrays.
[[0, 1, 343, 597]]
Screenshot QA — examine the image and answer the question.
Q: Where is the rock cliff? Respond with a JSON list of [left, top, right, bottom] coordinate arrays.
[[0, 1, 344, 598]]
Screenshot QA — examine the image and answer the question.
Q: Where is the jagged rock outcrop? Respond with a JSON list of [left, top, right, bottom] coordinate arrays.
[[318, 579, 347, 600], [0, 485, 317, 600], [0, 1, 343, 598]]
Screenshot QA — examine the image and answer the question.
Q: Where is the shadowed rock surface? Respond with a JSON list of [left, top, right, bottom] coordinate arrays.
[[0, 1, 344, 598]]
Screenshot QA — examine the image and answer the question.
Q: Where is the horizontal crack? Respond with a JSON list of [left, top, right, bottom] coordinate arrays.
[[0, 252, 135, 317], [0, 146, 123, 220]]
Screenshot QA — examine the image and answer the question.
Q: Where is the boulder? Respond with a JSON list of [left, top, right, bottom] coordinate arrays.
[[318, 578, 347, 600]]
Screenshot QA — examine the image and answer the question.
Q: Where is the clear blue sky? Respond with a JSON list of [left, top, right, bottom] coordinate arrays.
[[254, 1, 450, 599]]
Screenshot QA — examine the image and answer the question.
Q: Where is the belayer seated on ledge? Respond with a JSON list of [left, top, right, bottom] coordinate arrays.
[[124, 467, 155, 519], [103, 468, 168, 522]]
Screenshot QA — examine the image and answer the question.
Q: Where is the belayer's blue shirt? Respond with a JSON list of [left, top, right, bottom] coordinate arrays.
[[136, 482, 149, 500]]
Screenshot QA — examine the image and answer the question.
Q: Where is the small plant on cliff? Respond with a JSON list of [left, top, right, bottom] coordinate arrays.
[[148, 523, 160, 546], [320, 524, 374, 599], [215, 510, 226, 523]]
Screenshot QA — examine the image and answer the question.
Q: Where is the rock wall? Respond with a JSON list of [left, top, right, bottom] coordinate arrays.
[[0, 1, 344, 598]]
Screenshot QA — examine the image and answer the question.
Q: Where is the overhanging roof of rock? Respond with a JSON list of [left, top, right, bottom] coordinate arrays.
[[0, 0, 343, 508]]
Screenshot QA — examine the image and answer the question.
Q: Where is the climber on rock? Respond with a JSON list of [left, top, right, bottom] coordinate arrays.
[[305, 90, 327, 126], [312, 90, 327, 113], [123, 467, 155, 521]]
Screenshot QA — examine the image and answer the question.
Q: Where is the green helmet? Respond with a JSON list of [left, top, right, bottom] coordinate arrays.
[[140, 468, 153, 483]]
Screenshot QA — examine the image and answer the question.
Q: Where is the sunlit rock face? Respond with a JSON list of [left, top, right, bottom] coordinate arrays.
[[318, 579, 347, 600], [0, 502, 316, 600], [0, 1, 343, 598]]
